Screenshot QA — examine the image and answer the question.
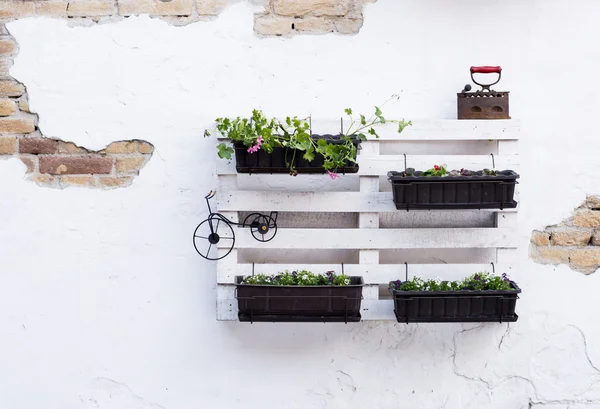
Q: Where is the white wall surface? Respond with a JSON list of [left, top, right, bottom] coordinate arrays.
[[2, 1, 600, 408]]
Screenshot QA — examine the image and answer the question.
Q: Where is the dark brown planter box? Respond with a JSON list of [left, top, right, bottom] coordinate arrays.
[[235, 276, 364, 323], [387, 170, 519, 210], [234, 135, 361, 174], [389, 281, 521, 323]]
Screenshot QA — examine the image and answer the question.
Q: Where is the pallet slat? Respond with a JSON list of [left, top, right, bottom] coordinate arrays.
[[217, 119, 520, 141], [217, 191, 519, 213], [217, 154, 519, 176], [217, 263, 516, 284], [217, 228, 517, 250], [214, 119, 520, 322]]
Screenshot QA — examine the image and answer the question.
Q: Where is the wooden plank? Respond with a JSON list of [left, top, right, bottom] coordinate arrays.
[[216, 119, 520, 142], [496, 248, 519, 264], [497, 140, 519, 155], [217, 154, 519, 176], [216, 263, 516, 284], [496, 212, 518, 228], [216, 191, 518, 213], [217, 227, 517, 250], [361, 299, 396, 321], [359, 250, 379, 265]]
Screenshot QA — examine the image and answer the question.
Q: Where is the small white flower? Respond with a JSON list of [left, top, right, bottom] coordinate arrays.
[[302, 274, 309, 281]]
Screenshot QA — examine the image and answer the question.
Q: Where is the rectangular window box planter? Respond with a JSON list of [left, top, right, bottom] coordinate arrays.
[[234, 135, 361, 174], [235, 276, 364, 323], [387, 170, 519, 210], [388, 281, 521, 323]]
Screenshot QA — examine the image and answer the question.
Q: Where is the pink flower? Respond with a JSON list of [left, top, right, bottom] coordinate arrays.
[[247, 136, 264, 154], [327, 170, 340, 180]]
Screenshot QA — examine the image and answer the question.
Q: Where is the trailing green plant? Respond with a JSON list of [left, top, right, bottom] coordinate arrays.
[[204, 96, 411, 177], [390, 272, 513, 291], [241, 270, 351, 286], [396, 164, 499, 178]]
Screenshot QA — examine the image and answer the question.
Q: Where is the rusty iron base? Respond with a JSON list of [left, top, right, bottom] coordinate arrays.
[[457, 91, 510, 120]]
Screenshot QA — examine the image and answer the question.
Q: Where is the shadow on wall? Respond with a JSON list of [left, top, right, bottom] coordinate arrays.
[[530, 195, 600, 275], [0, 25, 154, 189]]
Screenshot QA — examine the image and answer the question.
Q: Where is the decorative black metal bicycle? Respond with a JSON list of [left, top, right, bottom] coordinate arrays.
[[193, 191, 278, 260]]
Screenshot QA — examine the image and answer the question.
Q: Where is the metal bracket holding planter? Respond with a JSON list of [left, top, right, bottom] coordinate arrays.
[[390, 263, 521, 324]]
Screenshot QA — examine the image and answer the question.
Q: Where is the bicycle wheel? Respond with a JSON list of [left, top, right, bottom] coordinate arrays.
[[193, 216, 235, 260], [244, 213, 277, 243]]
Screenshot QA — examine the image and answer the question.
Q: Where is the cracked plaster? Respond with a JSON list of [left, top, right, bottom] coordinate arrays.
[[2, 0, 600, 408]]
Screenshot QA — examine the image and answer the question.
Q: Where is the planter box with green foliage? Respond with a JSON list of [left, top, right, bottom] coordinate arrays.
[[389, 273, 521, 323], [233, 134, 362, 174], [205, 97, 411, 177], [388, 164, 519, 210], [236, 270, 363, 323]]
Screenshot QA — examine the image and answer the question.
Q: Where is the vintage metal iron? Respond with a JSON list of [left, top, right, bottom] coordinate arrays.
[[457, 66, 510, 120]]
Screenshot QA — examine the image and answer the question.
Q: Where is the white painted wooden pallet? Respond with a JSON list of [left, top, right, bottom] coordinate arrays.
[[213, 119, 520, 322]]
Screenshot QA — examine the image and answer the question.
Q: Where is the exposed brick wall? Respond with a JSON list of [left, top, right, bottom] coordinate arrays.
[[0, 25, 154, 189], [530, 196, 600, 275], [255, 0, 372, 36], [0, 0, 373, 35], [0, 1, 374, 187]]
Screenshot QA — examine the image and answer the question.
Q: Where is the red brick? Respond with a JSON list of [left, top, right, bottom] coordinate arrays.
[[39, 156, 113, 175], [19, 137, 58, 154]]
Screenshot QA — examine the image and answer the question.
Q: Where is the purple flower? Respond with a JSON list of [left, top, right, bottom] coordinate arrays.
[[502, 273, 510, 282], [291, 271, 297, 277], [474, 274, 481, 281]]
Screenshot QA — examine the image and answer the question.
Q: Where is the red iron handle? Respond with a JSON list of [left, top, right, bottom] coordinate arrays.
[[471, 66, 502, 74]]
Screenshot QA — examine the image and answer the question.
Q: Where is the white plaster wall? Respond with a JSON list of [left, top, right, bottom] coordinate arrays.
[[2, 1, 600, 408]]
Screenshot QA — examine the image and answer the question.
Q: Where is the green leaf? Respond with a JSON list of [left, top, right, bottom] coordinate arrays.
[[303, 149, 315, 161], [358, 133, 367, 141], [397, 119, 412, 134], [375, 106, 382, 117], [217, 143, 234, 159], [203, 129, 211, 137], [360, 114, 366, 125], [344, 108, 352, 115]]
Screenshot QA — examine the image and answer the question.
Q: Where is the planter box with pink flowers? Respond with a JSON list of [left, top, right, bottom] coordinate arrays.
[[204, 100, 411, 176]]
